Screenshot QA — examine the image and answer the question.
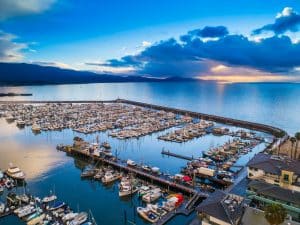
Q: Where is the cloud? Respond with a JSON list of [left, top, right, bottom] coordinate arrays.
[[253, 7, 300, 35], [32, 61, 74, 69], [189, 26, 229, 38], [100, 26, 300, 77], [142, 41, 152, 47], [0, 0, 56, 20], [0, 30, 27, 62]]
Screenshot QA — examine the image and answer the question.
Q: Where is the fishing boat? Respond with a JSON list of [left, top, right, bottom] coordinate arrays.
[[162, 193, 184, 211], [138, 185, 151, 197], [42, 194, 57, 203], [49, 201, 65, 211], [6, 164, 26, 181], [81, 168, 97, 178], [101, 171, 121, 184], [142, 188, 161, 203], [119, 182, 138, 197], [69, 212, 88, 225], [137, 206, 159, 223]]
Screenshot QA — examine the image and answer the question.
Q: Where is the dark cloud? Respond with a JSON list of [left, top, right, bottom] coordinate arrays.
[[253, 7, 300, 35], [189, 26, 229, 38]]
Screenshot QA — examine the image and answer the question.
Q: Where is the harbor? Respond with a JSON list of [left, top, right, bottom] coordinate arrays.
[[0, 99, 287, 225]]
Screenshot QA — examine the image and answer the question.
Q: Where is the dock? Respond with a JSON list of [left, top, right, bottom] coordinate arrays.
[[161, 150, 194, 161], [61, 146, 208, 198]]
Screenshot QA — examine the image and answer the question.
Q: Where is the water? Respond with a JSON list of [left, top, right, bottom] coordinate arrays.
[[0, 81, 299, 225]]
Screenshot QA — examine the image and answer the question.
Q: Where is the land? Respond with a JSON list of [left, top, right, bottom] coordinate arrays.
[[278, 139, 300, 159], [0, 62, 198, 85], [0, 93, 32, 97]]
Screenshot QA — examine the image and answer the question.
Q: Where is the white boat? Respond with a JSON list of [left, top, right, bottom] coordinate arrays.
[[119, 183, 138, 197], [101, 172, 121, 184], [0, 201, 5, 214], [18, 206, 36, 218], [138, 185, 151, 197], [42, 195, 57, 203], [127, 159, 137, 167], [151, 167, 160, 174], [16, 120, 26, 128], [62, 212, 78, 222], [137, 206, 159, 223], [31, 124, 41, 133], [142, 188, 161, 203], [6, 164, 26, 181], [69, 212, 88, 225], [0, 170, 3, 179]]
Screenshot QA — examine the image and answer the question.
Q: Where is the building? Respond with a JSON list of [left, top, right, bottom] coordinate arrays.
[[247, 180, 300, 221], [247, 153, 300, 192], [196, 190, 245, 225]]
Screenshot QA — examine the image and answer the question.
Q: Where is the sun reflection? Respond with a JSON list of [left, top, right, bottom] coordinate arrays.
[[198, 75, 300, 83]]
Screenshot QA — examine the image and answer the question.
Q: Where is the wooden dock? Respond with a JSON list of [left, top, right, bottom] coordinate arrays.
[[161, 150, 194, 161], [64, 147, 208, 198]]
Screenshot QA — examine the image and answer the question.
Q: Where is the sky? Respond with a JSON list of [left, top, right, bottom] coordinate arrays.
[[1, 0, 300, 82]]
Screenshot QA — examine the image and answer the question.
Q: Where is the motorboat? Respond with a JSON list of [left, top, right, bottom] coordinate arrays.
[[101, 171, 121, 184], [81, 168, 97, 178], [16, 120, 26, 128], [142, 188, 161, 203], [62, 212, 78, 222], [42, 194, 57, 203], [138, 185, 151, 197], [126, 159, 137, 167], [49, 201, 65, 211], [69, 212, 88, 225], [0, 201, 5, 214], [6, 164, 26, 181], [27, 213, 45, 225], [137, 206, 159, 223], [31, 123, 41, 133]]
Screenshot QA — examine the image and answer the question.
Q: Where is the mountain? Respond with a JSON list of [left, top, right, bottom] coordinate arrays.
[[0, 63, 196, 85]]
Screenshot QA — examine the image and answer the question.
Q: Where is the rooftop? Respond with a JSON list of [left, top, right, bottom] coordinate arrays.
[[247, 153, 300, 176]]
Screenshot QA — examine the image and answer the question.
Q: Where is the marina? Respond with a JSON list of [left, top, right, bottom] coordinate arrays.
[[0, 98, 288, 225]]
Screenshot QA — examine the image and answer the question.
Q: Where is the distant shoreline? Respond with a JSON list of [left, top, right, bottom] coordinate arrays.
[[0, 93, 32, 97]]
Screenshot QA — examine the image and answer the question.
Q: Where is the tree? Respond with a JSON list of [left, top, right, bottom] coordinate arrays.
[[294, 132, 300, 160], [264, 203, 287, 225], [290, 137, 296, 159]]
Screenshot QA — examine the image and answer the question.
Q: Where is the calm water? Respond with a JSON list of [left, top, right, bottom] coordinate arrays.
[[0, 81, 299, 225]]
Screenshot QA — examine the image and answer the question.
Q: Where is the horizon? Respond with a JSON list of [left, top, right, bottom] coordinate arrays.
[[1, 1, 300, 83]]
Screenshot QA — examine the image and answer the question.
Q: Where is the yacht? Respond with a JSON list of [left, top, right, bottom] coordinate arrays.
[[31, 123, 41, 133], [69, 212, 88, 225], [102, 171, 121, 184], [62, 212, 78, 222], [49, 201, 65, 211], [137, 206, 159, 223], [6, 164, 26, 181], [142, 188, 161, 203], [42, 194, 57, 203]]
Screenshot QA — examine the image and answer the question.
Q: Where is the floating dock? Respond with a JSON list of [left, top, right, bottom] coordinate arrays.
[[161, 150, 194, 161]]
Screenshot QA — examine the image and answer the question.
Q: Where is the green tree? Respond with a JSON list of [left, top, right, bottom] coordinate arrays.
[[264, 203, 287, 225], [294, 132, 300, 159], [290, 137, 296, 159]]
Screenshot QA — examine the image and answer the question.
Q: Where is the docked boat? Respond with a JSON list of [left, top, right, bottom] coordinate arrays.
[[25, 209, 42, 222], [16, 120, 26, 128], [0, 185, 3, 193], [162, 193, 184, 211], [6, 164, 26, 181], [101, 171, 121, 184], [5, 115, 15, 123], [62, 212, 78, 222], [27, 213, 45, 225], [119, 182, 138, 197], [138, 185, 151, 197], [126, 159, 137, 167], [49, 201, 65, 211], [31, 123, 41, 133], [69, 212, 88, 225], [146, 203, 168, 217], [81, 168, 97, 178], [137, 206, 159, 223], [0, 170, 3, 179], [42, 194, 57, 203], [18, 206, 36, 218], [142, 188, 161, 203], [0, 201, 5, 214], [94, 170, 104, 180], [101, 142, 111, 149]]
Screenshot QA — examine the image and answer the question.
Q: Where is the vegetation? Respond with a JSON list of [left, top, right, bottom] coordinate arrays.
[[264, 203, 287, 225], [294, 132, 300, 159]]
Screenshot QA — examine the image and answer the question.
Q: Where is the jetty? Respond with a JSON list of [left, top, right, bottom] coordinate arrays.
[[161, 149, 194, 161]]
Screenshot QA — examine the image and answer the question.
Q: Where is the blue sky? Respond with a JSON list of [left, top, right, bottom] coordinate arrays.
[[1, 0, 300, 82]]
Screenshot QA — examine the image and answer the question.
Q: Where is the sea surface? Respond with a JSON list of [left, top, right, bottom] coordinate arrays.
[[0, 81, 299, 225]]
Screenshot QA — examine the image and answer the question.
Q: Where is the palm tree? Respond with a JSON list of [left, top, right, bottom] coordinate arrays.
[[290, 137, 296, 159], [294, 132, 300, 160], [264, 203, 287, 225]]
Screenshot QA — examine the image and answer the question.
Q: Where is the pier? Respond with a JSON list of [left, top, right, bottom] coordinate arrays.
[[161, 149, 194, 161], [65, 146, 208, 198]]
